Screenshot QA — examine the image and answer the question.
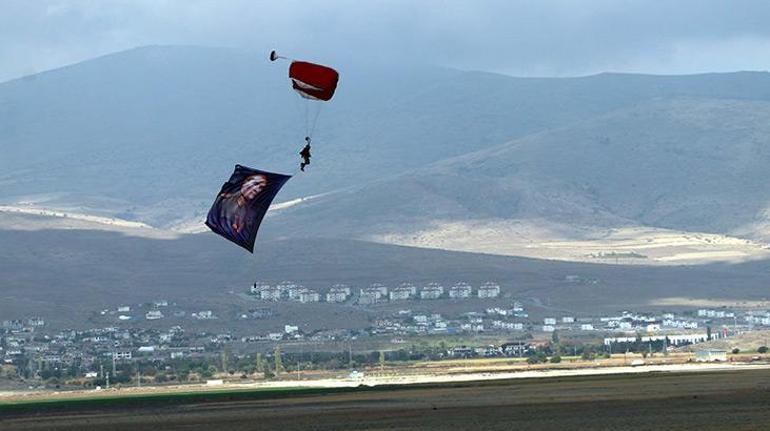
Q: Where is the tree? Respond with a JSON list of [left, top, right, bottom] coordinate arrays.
[[255, 352, 263, 374], [757, 346, 768, 354], [732, 348, 740, 354], [551, 330, 560, 345], [274, 347, 283, 374], [550, 355, 562, 364]]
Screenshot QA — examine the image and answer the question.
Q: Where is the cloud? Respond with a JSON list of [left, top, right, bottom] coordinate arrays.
[[2, 0, 770, 82]]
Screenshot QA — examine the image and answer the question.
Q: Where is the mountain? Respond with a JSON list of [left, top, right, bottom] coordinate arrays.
[[4, 45, 770, 230], [269, 97, 770, 263]]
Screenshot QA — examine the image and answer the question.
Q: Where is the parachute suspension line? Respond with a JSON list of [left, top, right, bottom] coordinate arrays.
[[308, 101, 323, 139]]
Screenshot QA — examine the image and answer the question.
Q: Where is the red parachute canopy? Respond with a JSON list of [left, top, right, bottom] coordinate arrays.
[[289, 61, 339, 101]]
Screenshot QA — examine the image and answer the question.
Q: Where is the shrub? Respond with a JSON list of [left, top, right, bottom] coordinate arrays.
[[757, 346, 768, 354], [550, 355, 562, 364], [732, 348, 740, 354]]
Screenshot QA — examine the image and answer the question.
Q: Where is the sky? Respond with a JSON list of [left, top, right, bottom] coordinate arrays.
[[2, 0, 770, 82]]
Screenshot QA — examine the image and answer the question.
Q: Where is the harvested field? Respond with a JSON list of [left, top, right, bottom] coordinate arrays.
[[2, 367, 770, 430]]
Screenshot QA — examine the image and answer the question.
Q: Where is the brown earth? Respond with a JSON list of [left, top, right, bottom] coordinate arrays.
[[2, 368, 770, 430]]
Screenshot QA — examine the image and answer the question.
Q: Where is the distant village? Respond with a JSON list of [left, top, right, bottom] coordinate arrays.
[[2, 280, 770, 387]]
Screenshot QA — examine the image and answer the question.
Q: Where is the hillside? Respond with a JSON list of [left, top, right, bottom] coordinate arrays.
[[269, 98, 770, 263], [2, 216, 770, 329], [4, 46, 770, 230]]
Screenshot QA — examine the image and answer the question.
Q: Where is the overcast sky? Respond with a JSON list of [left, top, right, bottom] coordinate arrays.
[[2, 0, 770, 82]]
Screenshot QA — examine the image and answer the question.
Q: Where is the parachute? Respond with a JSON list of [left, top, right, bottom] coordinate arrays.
[[271, 50, 339, 144], [271, 50, 339, 101], [205, 165, 291, 253]]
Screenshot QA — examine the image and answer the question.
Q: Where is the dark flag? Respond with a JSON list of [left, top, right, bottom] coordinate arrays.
[[205, 165, 291, 252]]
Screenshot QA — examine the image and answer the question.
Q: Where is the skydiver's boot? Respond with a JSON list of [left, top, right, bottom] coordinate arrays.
[[300, 162, 306, 172]]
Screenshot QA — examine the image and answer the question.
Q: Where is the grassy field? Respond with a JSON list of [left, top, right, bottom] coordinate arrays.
[[2, 368, 769, 430]]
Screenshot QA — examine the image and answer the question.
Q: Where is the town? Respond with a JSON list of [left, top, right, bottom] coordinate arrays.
[[2, 280, 769, 390]]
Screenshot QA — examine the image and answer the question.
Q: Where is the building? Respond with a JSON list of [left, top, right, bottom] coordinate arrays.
[[145, 310, 164, 320], [389, 288, 412, 301], [544, 318, 557, 325], [117, 306, 131, 313], [194, 310, 215, 320], [358, 289, 382, 305], [696, 349, 727, 362], [420, 286, 443, 300], [259, 288, 282, 301], [369, 283, 389, 296], [250, 282, 271, 295], [26, 317, 45, 327], [113, 351, 133, 360], [542, 325, 555, 332], [326, 288, 349, 303], [449, 283, 472, 299], [562, 317, 575, 323], [580, 324, 595, 331], [398, 283, 418, 296], [477, 282, 500, 298], [298, 290, 320, 303]]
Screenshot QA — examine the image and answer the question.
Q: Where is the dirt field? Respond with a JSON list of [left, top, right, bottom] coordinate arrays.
[[2, 367, 770, 430]]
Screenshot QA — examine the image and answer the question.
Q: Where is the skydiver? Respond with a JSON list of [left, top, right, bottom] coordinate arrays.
[[300, 137, 312, 172]]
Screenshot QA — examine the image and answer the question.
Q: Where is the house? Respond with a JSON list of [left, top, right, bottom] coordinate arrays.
[[117, 306, 131, 313], [544, 318, 557, 325], [542, 325, 555, 332], [580, 324, 595, 331], [284, 325, 299, 334], [696, 349, 727, 362], [562, 317, 575, 323], [477, 282, 500, 298]]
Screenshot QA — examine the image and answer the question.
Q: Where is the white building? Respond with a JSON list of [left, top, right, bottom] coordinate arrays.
[[542, 325, 555, 332], [389, 288, 413, 301], [449, 283, 472, 299], [194, 310, 215, 320], [580, 324, 595, 331], [113, 351, 132, 360], [259, 288, 282, 301], [284, 325, 299, 334], [544, 318, 557, 325], [250, 282, 271, 294], [398, 283, 418, 296], [326, 288, 349, 303], [696, 350, 727, 362], [359, 289, 382, 305], [117, 306, 131, 313], [420, 286, 443, 300], [298, 290, 320, 303], [562, 317, 575, 323], [145, 310, 164, 320], [477, 282, 500, 298], [369, 283, 389, 296]]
